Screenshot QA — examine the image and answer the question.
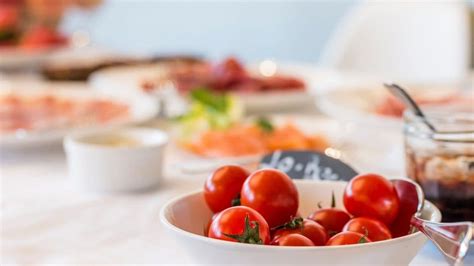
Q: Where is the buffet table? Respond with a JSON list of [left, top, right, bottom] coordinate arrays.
[[0, 1, 472, 260], [1, 67, 473, 264], [2, 123, 473, 265]]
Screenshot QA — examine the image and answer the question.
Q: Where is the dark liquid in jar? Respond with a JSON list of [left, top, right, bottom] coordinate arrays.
[[405, 147, 474, 222]]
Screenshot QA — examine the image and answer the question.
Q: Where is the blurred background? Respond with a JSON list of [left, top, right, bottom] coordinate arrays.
[[2, 0, 473, 84], [62, 1, 352, 62], [63, 1, 474, 65]]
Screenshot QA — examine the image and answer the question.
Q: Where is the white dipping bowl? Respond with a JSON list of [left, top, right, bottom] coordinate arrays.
[[160, 180, 441, 265], [64, 127, 168, 193]]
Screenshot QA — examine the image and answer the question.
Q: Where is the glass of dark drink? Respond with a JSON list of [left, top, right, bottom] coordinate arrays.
[[404, 105, 474, 222]]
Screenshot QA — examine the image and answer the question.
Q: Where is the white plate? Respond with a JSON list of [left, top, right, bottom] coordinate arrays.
[[89, 62, 341, 113], [166, 114, 349, 175], [0, 47, 71, 69], [89, 64, 161, 95], [0, 81, 159, 150], [317, 82, 462, 129]]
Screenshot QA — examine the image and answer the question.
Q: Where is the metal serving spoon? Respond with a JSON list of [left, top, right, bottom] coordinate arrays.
[[391, 178, 473, 266], [383, 83, 437, 132]]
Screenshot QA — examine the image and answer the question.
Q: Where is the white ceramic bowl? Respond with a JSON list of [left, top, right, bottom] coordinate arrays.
[[64, 128, 168, 193], [160, 180, 441, 265]]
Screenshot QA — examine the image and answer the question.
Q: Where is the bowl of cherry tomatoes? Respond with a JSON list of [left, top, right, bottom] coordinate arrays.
[[160, 166, 441, 265]]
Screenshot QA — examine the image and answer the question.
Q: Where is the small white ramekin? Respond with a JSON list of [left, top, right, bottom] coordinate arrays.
[[64, 127, 168, 193]]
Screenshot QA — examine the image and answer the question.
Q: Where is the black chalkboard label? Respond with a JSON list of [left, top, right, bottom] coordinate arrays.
[[259, 150, 358, 181]]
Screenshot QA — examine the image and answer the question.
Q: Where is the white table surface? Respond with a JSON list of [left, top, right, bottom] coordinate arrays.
[[1, 118, 473, 265]]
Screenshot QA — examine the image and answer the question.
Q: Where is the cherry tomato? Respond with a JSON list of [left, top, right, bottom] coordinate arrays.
[[272, 218, 328, 246], [204, 165, 249, 213], [308, 208, 351, 236], [326, 231, 371, 246], [390, 179, 419, 237], [241, 169, 298, 228], [203, 212, 220, 236], [208, 206, 270, 244], [343, 217, 392, 242], [276, 234, 314, 246], [343, 173, 400, 225]]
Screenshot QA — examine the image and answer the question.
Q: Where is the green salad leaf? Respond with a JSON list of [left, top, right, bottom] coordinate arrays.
[[255, 117, 274, 133], [189, 88, 229, 112], [175, 88, 243, 140]]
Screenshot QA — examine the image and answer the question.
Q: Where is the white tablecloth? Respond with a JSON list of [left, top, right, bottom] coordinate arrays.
[[1, 124, 473, 265]]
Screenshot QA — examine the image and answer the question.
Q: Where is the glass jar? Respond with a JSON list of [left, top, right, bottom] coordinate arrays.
[[404, 105, 474, 222]]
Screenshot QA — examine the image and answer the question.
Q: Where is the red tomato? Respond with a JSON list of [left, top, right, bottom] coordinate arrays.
[[204, 165, 249, 213], [326, 231, 371, 246], [276, 234, 314, 246], [343, 173, 400, 225], [272, 218, 328, 246], [308, 208, 351, 236], [241, 169, 298, 228], [203, 212, 220, 236], [390, 179, 419, 237], [208, 206, 270, 244], [343, 217, 392, 242]]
